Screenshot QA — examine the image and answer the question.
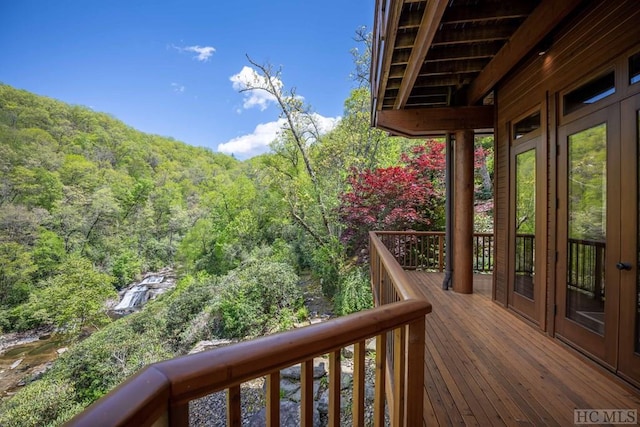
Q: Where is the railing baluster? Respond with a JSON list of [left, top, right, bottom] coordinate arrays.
[[227, 385, 241, 427], [406, 317, 426, 427], [266, 371, 280, 426], [374, 333, 387, 427], [329, 350, 341, 427], [438, 234, 444, 272], [169, 402, 188, 427], [301, 360, 314, 427], [392, 327, 405, 427], [353, 341, 366, 426]]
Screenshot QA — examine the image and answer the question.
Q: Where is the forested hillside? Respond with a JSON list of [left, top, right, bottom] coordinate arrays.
[[0, 71, 492, 424], [0, 83, 265, 330]]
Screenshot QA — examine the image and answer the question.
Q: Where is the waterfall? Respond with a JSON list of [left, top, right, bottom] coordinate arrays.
[[113, 285, 149, 311]]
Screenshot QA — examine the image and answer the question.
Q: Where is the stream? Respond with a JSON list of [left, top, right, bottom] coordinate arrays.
[[0, 269, 176, 400], [0, 331, 68, 399]]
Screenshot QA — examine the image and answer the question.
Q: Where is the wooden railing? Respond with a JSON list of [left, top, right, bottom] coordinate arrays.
[[374, 231, 494, 273], [369, 231, 434, 425], [568, 237, 606, 300], [68, 294, 431, 426]]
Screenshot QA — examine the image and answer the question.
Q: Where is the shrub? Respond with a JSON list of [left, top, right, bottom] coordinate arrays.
[[334, 266, 373, 316], [217, 260, 302, 338], [164, 275, 218, 350], [49, 317, 173, 403], [0, 378, 83, 427]]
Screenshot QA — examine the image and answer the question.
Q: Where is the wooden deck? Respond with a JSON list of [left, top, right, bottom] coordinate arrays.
[[408, 272, 640, 426]]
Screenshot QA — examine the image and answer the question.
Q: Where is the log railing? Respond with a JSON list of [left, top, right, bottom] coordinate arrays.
[[374, 231, 494, 273], [67, 294, 430, 426]]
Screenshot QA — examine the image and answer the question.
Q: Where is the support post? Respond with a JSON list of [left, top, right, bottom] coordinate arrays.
[[453, 129, 474, 294]]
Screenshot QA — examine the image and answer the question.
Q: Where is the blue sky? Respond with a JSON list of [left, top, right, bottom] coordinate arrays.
[[0, 1, 373, 159]]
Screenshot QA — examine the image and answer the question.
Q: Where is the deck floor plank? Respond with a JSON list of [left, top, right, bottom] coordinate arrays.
[[407, 272, 640, 426]]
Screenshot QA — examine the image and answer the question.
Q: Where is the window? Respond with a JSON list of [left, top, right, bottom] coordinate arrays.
[[564, 72, 615, 115], [513, 111, 541, 139], [630, 51, 640, 85]]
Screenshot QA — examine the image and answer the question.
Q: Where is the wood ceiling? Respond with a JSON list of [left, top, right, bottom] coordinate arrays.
[[371, 0, 585, 135]]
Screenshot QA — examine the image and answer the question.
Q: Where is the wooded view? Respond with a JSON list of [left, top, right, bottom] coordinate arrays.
[[0, 45, 493, 425]]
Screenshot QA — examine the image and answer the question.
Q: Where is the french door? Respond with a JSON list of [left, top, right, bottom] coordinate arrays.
[[556, 94, 640, 385], [509, 137, 545, 324]]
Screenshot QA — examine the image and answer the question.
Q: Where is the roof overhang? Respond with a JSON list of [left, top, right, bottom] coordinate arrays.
[[371, 0, 585, 136]]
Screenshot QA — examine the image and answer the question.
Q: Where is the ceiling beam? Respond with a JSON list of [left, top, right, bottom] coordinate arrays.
[[467, 0, 585, 105], [440, 2, 535, 25], [374, 0, 404, 113], [375, 106, 495, 137], [395, 0, 449, 109]]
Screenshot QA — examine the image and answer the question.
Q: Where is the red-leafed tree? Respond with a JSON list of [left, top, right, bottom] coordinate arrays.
[[338, 140, 446, 255]]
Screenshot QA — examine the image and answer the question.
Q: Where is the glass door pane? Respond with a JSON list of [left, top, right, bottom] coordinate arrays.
[[514, 149, 536, 299], [566, 123, 607, 335]]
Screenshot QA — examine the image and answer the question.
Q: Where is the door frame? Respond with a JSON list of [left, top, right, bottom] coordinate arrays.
[[507, 105, 548, 328], [618, 93, 640, 386], [555, 105, 621, 369]]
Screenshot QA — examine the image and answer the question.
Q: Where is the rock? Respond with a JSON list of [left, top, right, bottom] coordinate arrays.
[[280, 361, 327, 381], [247, 401, 321, 427], [366, 338, 377, 352], [342, 345, 354, 358], [10, 359, 23, 370], [280, 381, 301, 400], [56, 347, 68, 355], [188, 339, 234, 354], [341, 372, 352, 390], [317, 390, 329, 415]]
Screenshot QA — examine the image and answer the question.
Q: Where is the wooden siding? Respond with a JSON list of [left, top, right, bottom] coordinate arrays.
[[492, 0, 640, 327], [492, 118, 509, 306], [410, 272, 640, 426]]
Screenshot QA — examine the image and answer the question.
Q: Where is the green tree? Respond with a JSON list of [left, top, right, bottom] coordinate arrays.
[[0, 242, 36, 308], [28, 255, 116, 333]]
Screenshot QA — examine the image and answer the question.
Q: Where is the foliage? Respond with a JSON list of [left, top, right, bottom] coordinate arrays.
[[338, 140, 446, 255], [164, 274, 218, 351], [25, 255, 117, 333], [217, 259, 302, 338], [111, 249, 142, 289], [48, 314, 173, 403], [0, 378, 83, 427], [0, 242, 36, 308], [334, 266, 373, 316]]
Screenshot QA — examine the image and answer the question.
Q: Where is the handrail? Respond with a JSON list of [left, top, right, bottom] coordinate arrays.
[[370, 231, 426, 301], [67, 299, 431, 427], [369, 231, 433, 425]]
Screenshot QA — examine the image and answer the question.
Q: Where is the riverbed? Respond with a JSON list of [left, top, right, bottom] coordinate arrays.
[[0, 330, 68, 399]]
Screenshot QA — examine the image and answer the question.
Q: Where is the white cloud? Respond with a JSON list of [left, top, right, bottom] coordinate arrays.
[[218, 119, 286, 155], [217, 114, 341, 158], [229, 66, 283, 111], [171, 44, 216, 62], [171, 82, 185, 94], [311, 113, 341, 134]]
